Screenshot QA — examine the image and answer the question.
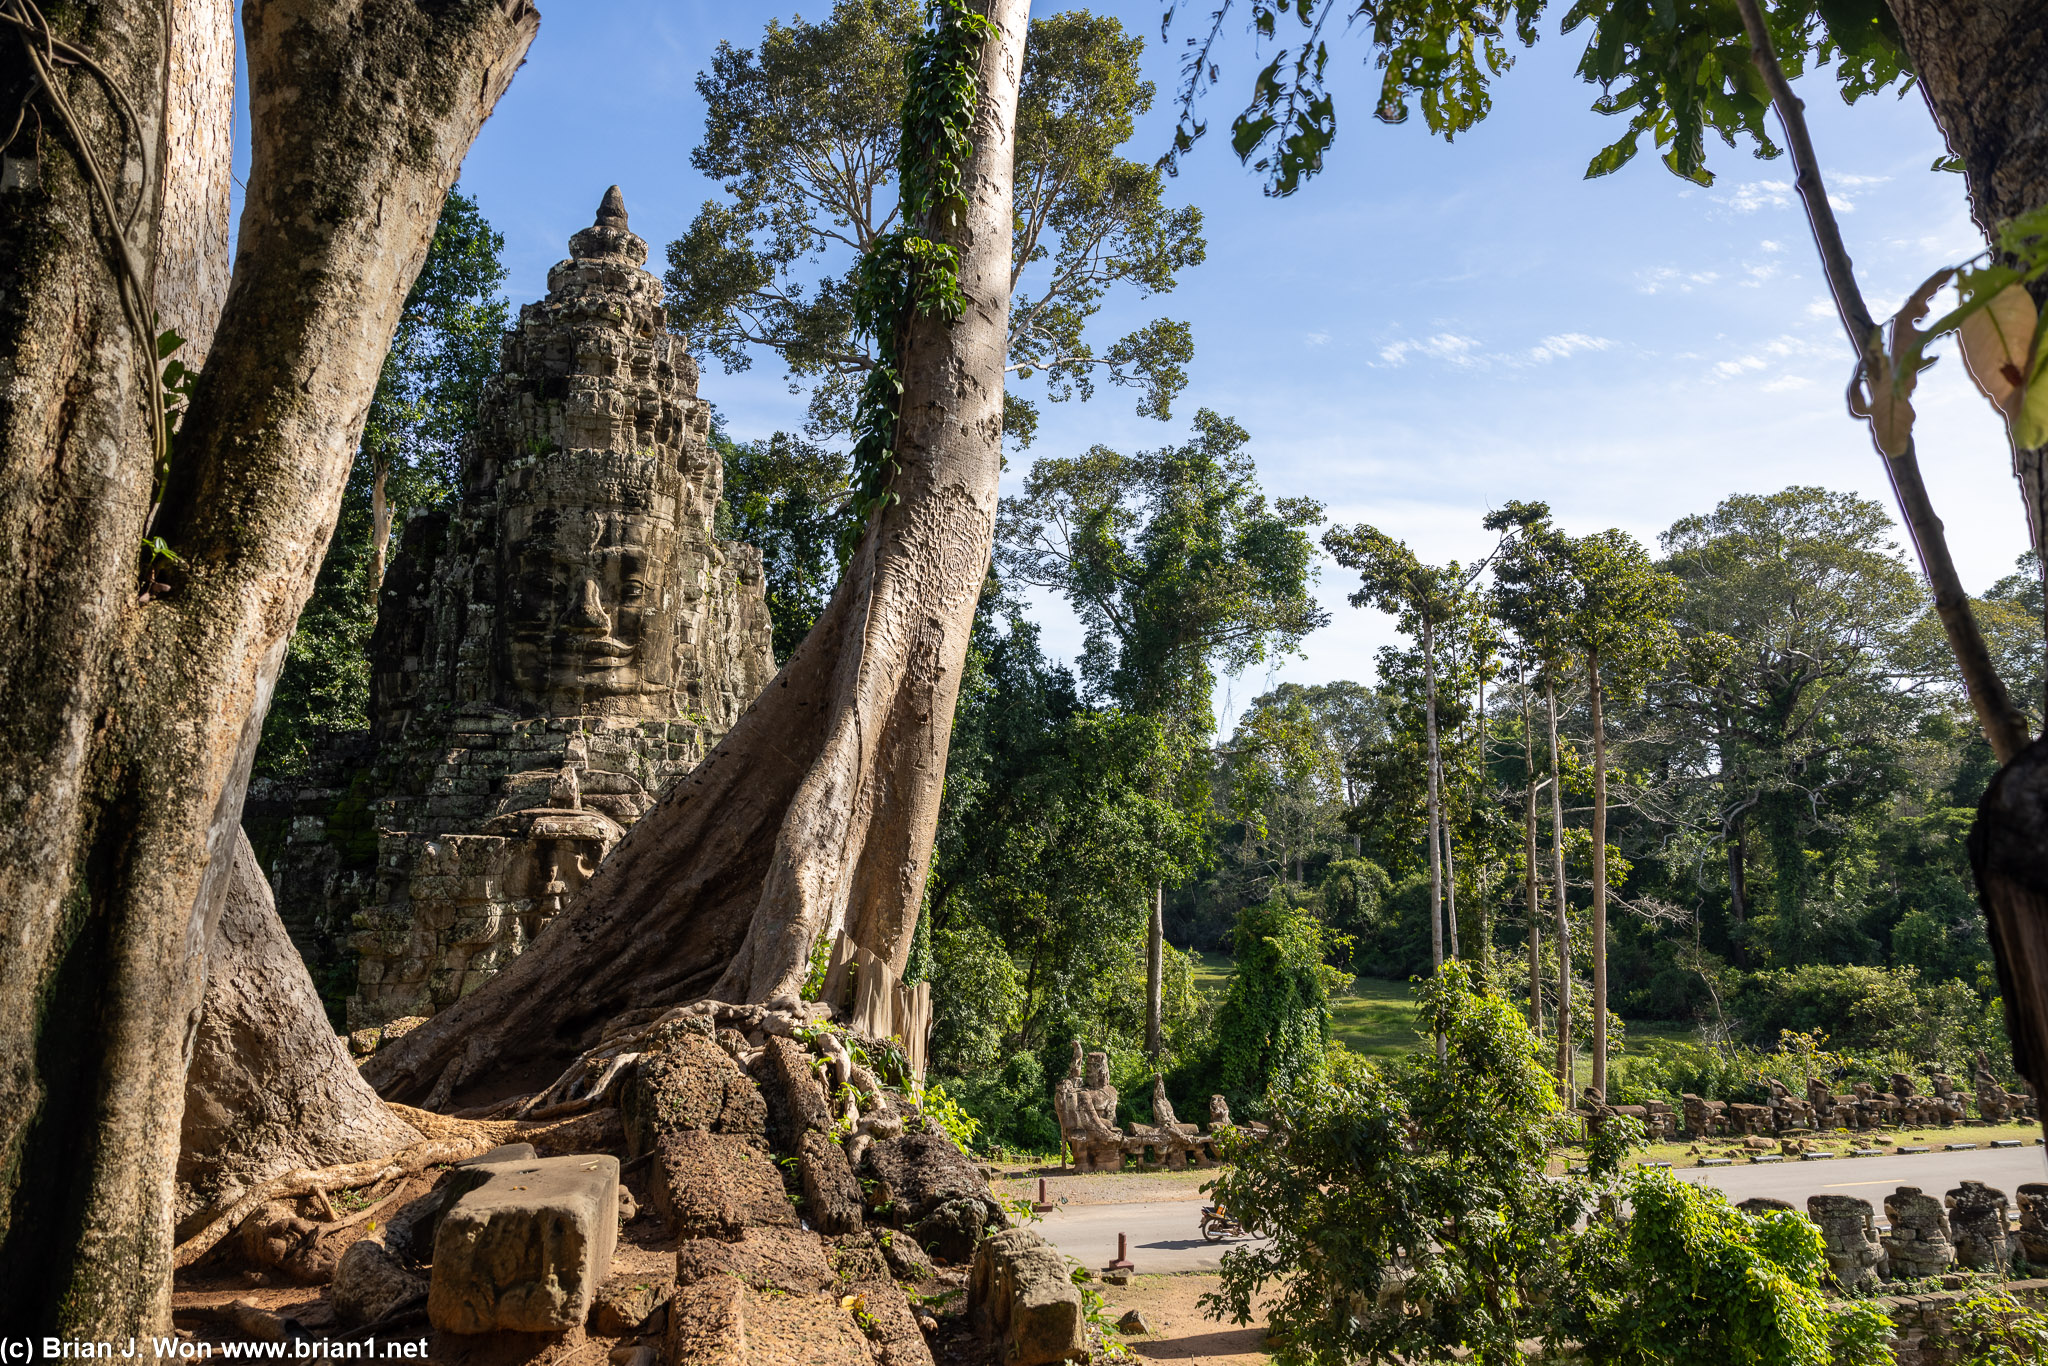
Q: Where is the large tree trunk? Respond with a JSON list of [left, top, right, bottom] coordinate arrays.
[[1589, 650, 1609, 1098], [178, 830, 424, 1238], [0, 0, 537, 1335], [363, 0, 1032, 1110], [1969, 738, 2048, 1140], [1891, 0, 2048, 1102]]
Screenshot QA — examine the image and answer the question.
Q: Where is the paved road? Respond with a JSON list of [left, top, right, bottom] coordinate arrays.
[[1034, 1145, 2048, 1274]]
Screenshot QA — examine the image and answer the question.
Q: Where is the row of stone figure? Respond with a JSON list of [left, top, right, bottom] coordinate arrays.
[[1776, 1181, 2048, 1291], [1051, 1046, 1269, 1172], [1578, 1068, 2036, 1141]]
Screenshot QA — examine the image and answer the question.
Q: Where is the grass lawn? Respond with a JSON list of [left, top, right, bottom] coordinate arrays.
[[1331, 977, 1427, 1057]]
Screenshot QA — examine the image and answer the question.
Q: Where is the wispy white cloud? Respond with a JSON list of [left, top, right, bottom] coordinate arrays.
[[1527, 333, 1613, 362], [1303, 330, 1331, 347], [1378, 333, 1484, 367], [1726, 180, 1793, 214], [1376, 331, 1616, 370], [1762, 375, 1813, 393], [1638, 266, 1721, 294]]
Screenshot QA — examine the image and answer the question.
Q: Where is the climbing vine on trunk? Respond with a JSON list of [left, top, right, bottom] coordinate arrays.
[[846, 0, 997, 533]]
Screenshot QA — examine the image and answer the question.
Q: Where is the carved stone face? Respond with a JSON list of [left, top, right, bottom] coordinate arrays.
[[1084, 1051, 1111, 1091], [498, 495, 678, 714]]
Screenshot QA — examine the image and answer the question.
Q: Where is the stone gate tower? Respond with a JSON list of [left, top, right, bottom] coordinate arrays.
[[249, 189, 776, 1028]]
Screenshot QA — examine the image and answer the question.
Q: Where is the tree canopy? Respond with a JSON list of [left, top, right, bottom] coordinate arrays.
[[668, 1, 1205, 443]]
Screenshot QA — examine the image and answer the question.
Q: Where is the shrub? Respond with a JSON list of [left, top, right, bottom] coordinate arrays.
[[1209, 896, 1352, 1110], [1559, 1167, 1896, 1366]]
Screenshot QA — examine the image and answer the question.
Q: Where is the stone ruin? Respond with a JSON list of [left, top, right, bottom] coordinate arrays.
[[2018, 1183, 2048, 1267], [1674, 1067, 2034, 1140], [247, 188, 776, 1029], [1051, 1042, 1252, 1172], [1808, 1194, 1885, 1291], [1947, 1180, 2011, 1271], [1883, 1186, 1959, 1280]]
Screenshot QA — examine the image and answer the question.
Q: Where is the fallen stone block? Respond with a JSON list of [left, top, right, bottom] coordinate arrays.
[[428, 1153, 620, 1334], [829, 1234, 936, 1366], [861, 1127, 1004, 1238], [799, 1128, 864, 1235], [760, 1036, 833, 1144], [622, 1029, 767, 1158], [915, 1195, 992, 1264], [331, 1240, 427, 1327], [653, 1129, 794, 1240], [675, 1227, 838, 1295], [878, 1228, 933, 1283], [589, 1271, 673, 1337], [969, 1228, 1087, 1366]]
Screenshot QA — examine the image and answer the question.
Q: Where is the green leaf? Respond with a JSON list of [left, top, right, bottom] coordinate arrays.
[[155, 328, 185, 360], [1931, 153, 1966, 174]]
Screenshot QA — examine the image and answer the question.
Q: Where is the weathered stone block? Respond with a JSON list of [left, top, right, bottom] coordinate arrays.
[[799, 1129, 863, 1235], [428, 1153, 620, 1334], [860, 1127, 1004, 1243], [588, 1271, 672, 1336], [969, 1228, 1087, 1366], [622, 1031, 767, 1157], [651, 1129, 793, 1240]]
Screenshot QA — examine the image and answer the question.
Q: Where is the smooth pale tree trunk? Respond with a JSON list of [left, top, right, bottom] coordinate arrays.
[[1521, 669, 1542, 1032], [153, 0, 234, 368], [1424, 618, 1444, 971], [1442, 793, 1459, 960], [371, 450, 393, 587], [1588, 649, 1610, 1097], [1147, 884, 1163, 1059], [1547, 677, 1572, 1098], [363, 0, 1033, 1109], [179, 831, 425, 1237], [0, 0, 537, 1334], [1472, 671, 1486, 974]]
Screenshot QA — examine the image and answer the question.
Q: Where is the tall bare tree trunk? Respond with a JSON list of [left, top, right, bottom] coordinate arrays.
[[1547, 676, 1571, 1098], [1424, 618, 1443, 972], [1588, 649, 1609, 1097], [1147, 884, 1164, 1059], [363, 0, 1032, 1110], [0, 0, 537, 1335], [1521, 667, 1542, 1033]]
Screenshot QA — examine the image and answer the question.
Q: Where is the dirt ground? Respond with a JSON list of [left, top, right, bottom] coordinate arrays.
[[1096, 1273, 1274, 1365]]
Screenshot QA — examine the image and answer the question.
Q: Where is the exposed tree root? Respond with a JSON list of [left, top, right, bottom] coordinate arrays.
[[171, 1105, 618, 1271]]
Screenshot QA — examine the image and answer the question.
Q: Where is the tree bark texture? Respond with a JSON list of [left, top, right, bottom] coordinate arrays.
[[1548, 678, 1572, 1097], [1589, 652, 1608, 1098], [0, 0, 537, 1335], [177, 829, 424, 1239], [153, 0, 234, 367], [1968, 736, 2048, 1140], [363, 0, 1032, 1110]]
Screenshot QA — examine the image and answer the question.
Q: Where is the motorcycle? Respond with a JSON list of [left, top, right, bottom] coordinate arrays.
[[1199, 1203, 1248, 1242]]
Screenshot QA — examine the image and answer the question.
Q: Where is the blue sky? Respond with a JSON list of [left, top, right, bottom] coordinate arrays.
[[331, 2, 2023, 731]]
